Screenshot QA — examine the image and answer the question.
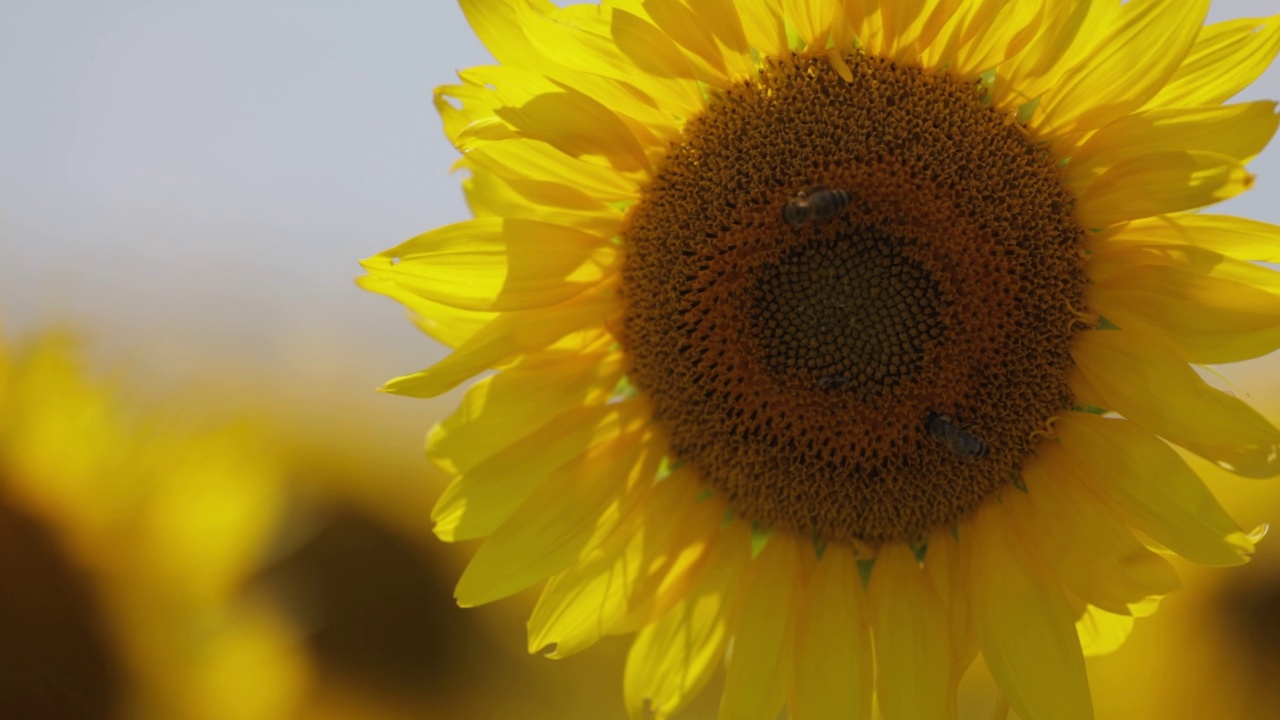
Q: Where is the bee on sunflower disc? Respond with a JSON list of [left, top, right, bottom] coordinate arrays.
[[925, 411, 990, 462], [782, 185, 851, 227]]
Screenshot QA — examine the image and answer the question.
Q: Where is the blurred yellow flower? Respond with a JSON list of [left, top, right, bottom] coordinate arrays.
[[361, 2, 1280, 718], [0, 330, 307, 719], [1088, 444, 1280, 720]]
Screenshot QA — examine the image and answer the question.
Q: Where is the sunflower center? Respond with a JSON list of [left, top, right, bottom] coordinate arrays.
[[620, 52, 1086, 544], [754, 225, 945, 393]]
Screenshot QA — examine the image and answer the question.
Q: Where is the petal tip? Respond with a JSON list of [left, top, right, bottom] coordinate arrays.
[[1248, 522, 1270, 544]]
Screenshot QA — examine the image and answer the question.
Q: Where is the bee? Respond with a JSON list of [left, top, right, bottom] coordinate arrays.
[[782, 185, 851, 227], [924, 412, 989, 462]]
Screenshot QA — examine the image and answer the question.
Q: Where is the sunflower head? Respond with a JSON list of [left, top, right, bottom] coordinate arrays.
[[362, 2, 1280, 718], [621, 48, 1087, 545]]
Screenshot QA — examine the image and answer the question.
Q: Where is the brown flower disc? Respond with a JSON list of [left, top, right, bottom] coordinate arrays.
[[620, 51, 1087, 545]]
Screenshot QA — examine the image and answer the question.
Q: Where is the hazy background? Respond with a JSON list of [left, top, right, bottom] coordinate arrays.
[[2, 2, 1279, 719], [3, 2, 1277, 405]]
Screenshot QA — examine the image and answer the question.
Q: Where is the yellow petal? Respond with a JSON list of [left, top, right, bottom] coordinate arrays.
[[951, 0, 1044, 79], [449, 65, 616, 154], [434, 78, 508, 149], [1067, 102, 1280, 193], [1146, 14, 1280, 109], [923, 0, 1042, 76], [608, 7, 702, 89], [735, 0, 788, 57], [466, 138, 640, 206], [1055, 411, 1256, 566], [461, 165, 624, 239], [790, 544, 873, 720], [532, 2, 707, 121], [914, 0, 967, 60], [1034, 0, 1208, 137], [1096, 214, 1280, 263], [993, 1, 1098, 107], [1089, 242, 1280, 296], [528, 469, 709, 658], [611, 479, 731, 634], [427, 349, 622, 474], [1014, 448, 1180, 614], [637, 0, 732, 82], [653, 0, 755, 79], [917, 0, 983, 67], [875, 0, 928, 57], [782, 0, 840, 50], [495, 90, 654, 174], [625, 523, 751, 720], [460, 0, 685, 134], [868, 542, 950, 720], [839, 0, 885, 55], [380, 290, 614, 398], [432, 400, 649, 541], [454, 430, 659, 606], [968, 500, 1093, 720], [924, 527, 979, 704], [1071, 328, 1280, 477], [361, 218, 616, 312], [1087, 258, 1280, 364], [355, 273, 494, 349], [719, 534, 800, 720], [1077, 151, 1254, 228], [1074, 603, 1135, 658], [459, 0, 554, 66]]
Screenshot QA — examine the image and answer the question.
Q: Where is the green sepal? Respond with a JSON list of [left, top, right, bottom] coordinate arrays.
[[856, 557, 876, 590], [911, 542, 929, 564], [750, 522, 773, 560], [812, 533, 828, 561]]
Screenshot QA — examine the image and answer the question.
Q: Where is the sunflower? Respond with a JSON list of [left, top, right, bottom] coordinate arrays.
[[360, 2, 1280, 718], [0, 330, 308, 720]]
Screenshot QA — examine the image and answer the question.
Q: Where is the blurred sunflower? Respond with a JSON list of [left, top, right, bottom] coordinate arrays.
[[1088, 441, 1280, 720], [361, 2, 1280, 718], [0, 330, 307, 719]]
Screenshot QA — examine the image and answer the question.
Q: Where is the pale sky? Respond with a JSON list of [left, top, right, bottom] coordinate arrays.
[[1, 1, 1278, 419]]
